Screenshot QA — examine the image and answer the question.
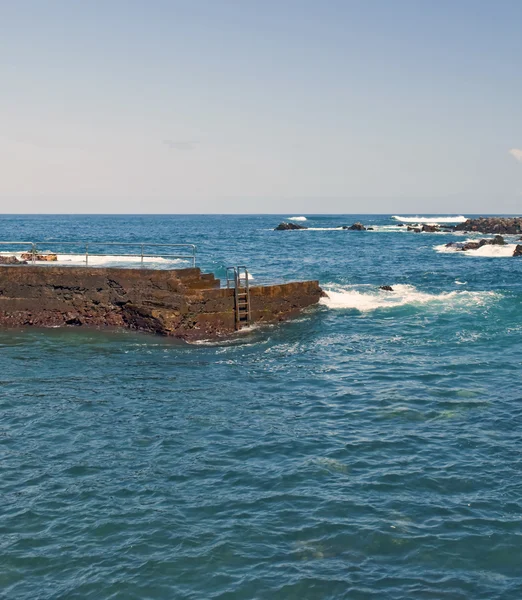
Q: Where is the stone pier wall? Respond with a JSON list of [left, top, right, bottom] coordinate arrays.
[[0, 266, 323, 340]]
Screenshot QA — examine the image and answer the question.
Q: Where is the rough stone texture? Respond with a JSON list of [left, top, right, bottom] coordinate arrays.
[[0, 266, 323, 340], [455, 217, 522, 235], [513, 245, 522, 257]]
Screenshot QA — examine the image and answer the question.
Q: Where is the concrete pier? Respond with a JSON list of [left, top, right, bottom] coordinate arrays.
[[0, 266, 323, 340]]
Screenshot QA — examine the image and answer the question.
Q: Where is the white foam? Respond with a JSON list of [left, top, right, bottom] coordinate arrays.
[[0, 252, 189, 267], [392, 215, 467, 224], [305, 227, 345, 231], [320, 283, 498, 312], [435, 243, 516, 257], [267, 227, 344, 231], [288, 216, 307, 221]]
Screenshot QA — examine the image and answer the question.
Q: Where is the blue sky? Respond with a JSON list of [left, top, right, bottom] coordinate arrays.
[[1, 0, 522, 213]]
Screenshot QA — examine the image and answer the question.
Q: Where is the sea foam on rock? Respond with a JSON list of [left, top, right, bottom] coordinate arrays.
[[445, 236, 505, 252]]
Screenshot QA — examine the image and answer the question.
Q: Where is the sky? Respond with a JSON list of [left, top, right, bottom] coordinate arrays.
[[1, 0, 522, 214]]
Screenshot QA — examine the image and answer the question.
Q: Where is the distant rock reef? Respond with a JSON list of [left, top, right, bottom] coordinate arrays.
[[455, 217, 522, 235]]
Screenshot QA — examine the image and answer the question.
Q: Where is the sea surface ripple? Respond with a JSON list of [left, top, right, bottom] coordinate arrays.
[[1, 214, 522, 599]]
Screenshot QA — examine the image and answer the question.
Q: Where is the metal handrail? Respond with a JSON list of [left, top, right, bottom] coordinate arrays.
[[0, 241, 197, 268], [226, 265, 251, 328]]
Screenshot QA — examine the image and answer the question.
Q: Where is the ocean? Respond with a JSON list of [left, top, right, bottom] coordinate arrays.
[[2, 214, 522, 599]]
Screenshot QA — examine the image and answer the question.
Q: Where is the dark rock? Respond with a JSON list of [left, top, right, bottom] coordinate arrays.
[[348, 222, 366, 231], [0, 255, 27, 265], [422, 224, 441, 233], [455, 217, 522, 235], [379, 285, 394, 292], [446, 236, 505, 252], [397, 223, 404, 227], [274, 222, 307, 231], [514, 245, 522, 257], [367, 227, 374, 230], [407, 225, 421, 232]]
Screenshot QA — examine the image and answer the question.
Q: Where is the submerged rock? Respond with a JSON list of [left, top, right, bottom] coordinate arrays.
[[379, 285, 394, 292], [274, 222, 307, 231], [0, 255, 27, 265]]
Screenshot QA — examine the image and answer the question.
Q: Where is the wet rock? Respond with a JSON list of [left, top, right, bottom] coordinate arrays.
[[455, 217, 522, 235], [397, 223, 404, 227], [379, 285, 394, 292], [367, 227, 374, 230], [446, 236, 505, 251], [0, 255, 27, 265], [348, 222, 366, 231], [274, 222, 307, 231], [422, 224, 440, 233], [514, 245, 522, 257]]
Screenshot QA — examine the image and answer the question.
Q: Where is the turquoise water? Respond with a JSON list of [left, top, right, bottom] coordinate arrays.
[[2, 214, 522, 599]]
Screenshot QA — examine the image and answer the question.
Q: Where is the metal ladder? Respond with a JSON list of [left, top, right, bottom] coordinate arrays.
[[226, 266, 251, 330]]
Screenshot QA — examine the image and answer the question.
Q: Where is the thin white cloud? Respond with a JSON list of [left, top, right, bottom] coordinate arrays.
[[509, 148, 522, 163]]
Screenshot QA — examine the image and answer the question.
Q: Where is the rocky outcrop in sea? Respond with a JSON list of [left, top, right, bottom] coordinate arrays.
[[274, 222, 307, 230], [445, 235, 505, 252], [345, 222, 366, 231], [455, 217, 522, 235]]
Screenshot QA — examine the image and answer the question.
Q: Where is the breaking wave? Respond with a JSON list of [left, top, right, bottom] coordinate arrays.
[[0, 252, 190, 268], [392, 215, 467, 224], [288, 216, 307, 221], [320, 283, 499, 312], [435, 243, 517, 258]]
